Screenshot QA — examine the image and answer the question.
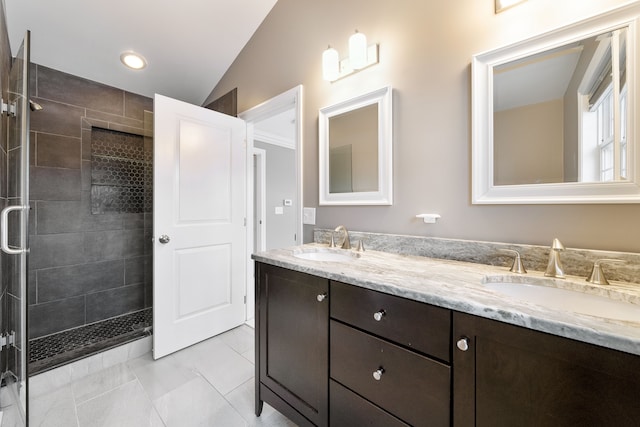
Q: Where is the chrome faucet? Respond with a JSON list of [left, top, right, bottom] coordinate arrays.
[[332, 225, 351, 250], [544, 238, 565, 278]]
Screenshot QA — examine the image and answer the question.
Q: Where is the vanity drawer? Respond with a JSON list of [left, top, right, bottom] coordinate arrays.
[[330, 280, 451, 361], [330, 320, 451, 427], [330, 379, 409, 427]]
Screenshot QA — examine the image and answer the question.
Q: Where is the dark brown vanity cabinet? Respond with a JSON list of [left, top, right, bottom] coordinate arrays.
[[256, 263, 329, 427], [256, 262, 640, 427], [330, 281, 452, 427], [453, 312, 640, 427]]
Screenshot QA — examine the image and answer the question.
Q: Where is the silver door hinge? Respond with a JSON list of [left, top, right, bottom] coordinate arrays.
[[243, 217, 247, 227], [1, 99, 16, 117], [0, 331, 16, 350], [243, 295, 247, 304]]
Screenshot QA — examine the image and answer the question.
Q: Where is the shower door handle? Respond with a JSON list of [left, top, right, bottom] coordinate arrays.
[[1, 205, 29, 254]]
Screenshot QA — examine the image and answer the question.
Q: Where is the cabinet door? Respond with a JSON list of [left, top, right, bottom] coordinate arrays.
[[257, 263, 328, 426], [453, 312, 640, 427]]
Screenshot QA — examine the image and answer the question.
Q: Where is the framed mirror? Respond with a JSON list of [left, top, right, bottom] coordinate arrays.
[[319, 86, 393, 205], [472, 3, 640, 204]]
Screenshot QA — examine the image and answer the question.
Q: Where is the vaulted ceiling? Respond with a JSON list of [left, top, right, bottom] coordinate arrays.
[[5, 0, 278, 105]]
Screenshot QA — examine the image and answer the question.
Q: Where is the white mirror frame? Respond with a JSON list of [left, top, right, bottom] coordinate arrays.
[[472, 3, 640, 204], [319, 85, 393, 205]]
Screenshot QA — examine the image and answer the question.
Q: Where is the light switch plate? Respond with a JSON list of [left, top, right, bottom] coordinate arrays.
[[275, 206, 284, 215], [303, 207, 316, 225]]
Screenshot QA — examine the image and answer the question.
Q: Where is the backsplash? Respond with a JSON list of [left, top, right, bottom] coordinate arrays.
[[314, 229, 640, 285]]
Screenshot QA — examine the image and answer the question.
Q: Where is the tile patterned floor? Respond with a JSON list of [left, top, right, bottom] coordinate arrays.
[[28, 325, 297, 427]]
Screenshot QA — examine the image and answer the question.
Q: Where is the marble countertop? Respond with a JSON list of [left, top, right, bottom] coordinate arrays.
[[253, 244, 640, 356]]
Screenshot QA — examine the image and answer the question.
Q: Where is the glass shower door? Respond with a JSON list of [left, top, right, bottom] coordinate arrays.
[[0, 30, 31, 426]]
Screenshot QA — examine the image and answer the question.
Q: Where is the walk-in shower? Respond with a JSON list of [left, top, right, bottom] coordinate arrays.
[[25, 64, 154, 376]]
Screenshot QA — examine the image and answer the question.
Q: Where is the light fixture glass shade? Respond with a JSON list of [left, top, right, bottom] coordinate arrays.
[[120, 51, 147, 70], [495, 0, 527, 13], [322, 47, 339, 81], [349, 31, 368, 70]]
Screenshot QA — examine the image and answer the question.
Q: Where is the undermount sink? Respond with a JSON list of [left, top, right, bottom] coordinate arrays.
[[482, 280, 640, 322], [292, 248, 360, 262]]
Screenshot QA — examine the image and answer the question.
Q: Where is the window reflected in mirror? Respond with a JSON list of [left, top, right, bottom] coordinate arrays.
[[493, 27, 628, 185]]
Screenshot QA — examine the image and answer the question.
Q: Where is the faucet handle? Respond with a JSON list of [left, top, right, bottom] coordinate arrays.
[[329, 233, 337, 248], [586, 259, 626, 286], [551, 238, 565, 251], [499, 249, 527, 274]]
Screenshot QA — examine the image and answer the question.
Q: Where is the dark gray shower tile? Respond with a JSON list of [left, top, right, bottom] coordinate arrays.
[[37, 259, 125, 303], [29, 98, 84, 138], [124, 92, 153, 121], [81, 129, 92, 160], [37, 199, 123, 234], [30, 166, 81, 201], [83, 230, 124, 262], [29, 200, 36, 233], [6, 254, 19, 296], [28, 269, 36, 303], [30, 62, 37, 96], [123, 229, 145, 258], [86, 109, 144, 130], [36, 133, 81, 169], [7, 147, 19, 198], [0, 148, 6, 198], [37, 65, 124, 115], [28, 296, 85, 339], [29, 131, 35, 165], [81, 117, 109, 131], [123, 213, 144, 230], [85, 284, 144, 323], [29, 233, 85, 270], [108, 123, 147, 136], [81, 160, 91, 191], [37, 200, 83, 234], [9, 295, 23, 352], [124, 256, 145, 285]]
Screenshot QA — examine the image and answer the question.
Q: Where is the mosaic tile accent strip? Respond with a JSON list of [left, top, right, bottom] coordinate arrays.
[[29, 308, 152, 375], [91, 127, 150, 214]]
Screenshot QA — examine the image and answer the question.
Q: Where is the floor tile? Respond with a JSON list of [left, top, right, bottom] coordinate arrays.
[[28, 385, 78, 427], [76, 380, 163, 427], [153, 377, 245, 427], [26, 325, 298, 427], [220, 326, 254, 355], [171, 337, 254, 395], [71, 363, 136, 405], [224, 378, 276, 426], [128, 353, 198, 400]]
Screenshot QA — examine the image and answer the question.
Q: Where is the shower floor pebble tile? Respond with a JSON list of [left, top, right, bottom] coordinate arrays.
[[28, 325, 296, 427]]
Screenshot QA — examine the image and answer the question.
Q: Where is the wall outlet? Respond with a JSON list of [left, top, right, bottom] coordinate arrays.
[[283, 199, 292, 206], [303, 207, 316, 225]]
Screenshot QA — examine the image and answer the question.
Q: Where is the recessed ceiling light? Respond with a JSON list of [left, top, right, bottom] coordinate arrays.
[[120, 51, 147, 70]]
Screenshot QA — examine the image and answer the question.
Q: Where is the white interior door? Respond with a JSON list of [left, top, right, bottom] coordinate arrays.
[[153, 94, 246, 359]]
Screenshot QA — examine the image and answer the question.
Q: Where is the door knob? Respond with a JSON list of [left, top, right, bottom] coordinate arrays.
[[158, 235, 171, 244]]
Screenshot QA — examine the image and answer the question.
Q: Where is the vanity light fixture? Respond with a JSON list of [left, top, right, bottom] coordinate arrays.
[[120, 51, 147, 70], [495, 0, 527, 13], [322, 30, 379, 82]]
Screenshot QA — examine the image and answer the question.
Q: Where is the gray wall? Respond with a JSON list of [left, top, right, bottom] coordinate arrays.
[[27, 64, 153, 339], [255, 141, 297, 249], [205, 0, 640, 253]]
